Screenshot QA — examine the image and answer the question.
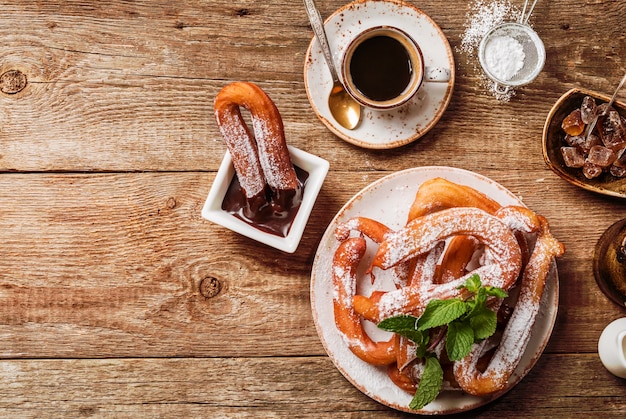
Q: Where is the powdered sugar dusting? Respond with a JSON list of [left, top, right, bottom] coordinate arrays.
[[216, 110, 265, 198], [456, 268, 541, 388], [334, 217, 362, 241], [460, 0, 514, 55], [215, 82, 297, 200], [483, 35, 525, 81], [379, 208, 519, 277], [493, 294, 536, 367], [377, 291, 410, 319], [459, 0, 520, 101], [411, 242, 443, 287], [454, 220, 564, 393], [251, 115, 295, 190], [332, 264, 354, 307]]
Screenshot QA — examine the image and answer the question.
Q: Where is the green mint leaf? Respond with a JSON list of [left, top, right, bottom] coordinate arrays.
[[469, 307, 498, 340], [413, 331, 430, 351], [414, 340, 429, 359], [378, 315, 427, 345], [378, 314, 418, 332], [485, 285, 508, 298], [461, 273, 481, 293], [417, 299, 467, 331], [376, 275, 508, 412], [474, 286, 488, 306], [409, 356, 443, 410], [446, 320, 474, 361], [464, 288, 485, 319]]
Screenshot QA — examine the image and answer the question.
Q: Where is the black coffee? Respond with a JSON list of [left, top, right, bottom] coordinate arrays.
[[349, 35, 413, 102]]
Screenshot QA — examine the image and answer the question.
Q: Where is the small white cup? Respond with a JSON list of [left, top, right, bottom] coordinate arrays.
[[341, 26, 450, 110], [598, 317, 626, 378]]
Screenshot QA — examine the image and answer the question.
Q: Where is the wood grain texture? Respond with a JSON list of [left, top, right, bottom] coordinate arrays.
[[1, 0, 625, 416], [0, 355, 624, 417]]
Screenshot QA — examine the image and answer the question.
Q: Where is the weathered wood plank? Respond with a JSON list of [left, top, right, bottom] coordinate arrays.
[[0, 1, 623, 172], [0, 172, 325, 358], [1, 0, 625, 416], [0, 354, 623, 417], [0, 172, 623, 358]]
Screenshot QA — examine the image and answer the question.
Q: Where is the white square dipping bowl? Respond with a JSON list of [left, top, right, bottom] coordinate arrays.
[[201, 146, 329, 253]]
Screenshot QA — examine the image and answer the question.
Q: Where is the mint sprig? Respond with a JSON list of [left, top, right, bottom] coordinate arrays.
[[377, 274, 507, 410], [409, 355, 443, 410]]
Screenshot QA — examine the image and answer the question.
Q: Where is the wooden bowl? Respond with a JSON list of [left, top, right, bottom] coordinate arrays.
[[593, 218, 626, 308], [542, 87, 626, 198]]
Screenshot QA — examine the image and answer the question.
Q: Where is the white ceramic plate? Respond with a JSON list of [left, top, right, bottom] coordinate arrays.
[[310, 166, 559, 414], [304, 0, 455, 149]]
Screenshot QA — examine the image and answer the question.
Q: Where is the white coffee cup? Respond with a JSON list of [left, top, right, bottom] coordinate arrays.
[[598, 317, 626, 378], [341, 26, 450, 110]]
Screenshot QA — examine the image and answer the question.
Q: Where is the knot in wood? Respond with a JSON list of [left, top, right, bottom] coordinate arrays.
[[166, 197, 177, 209], [0, 70, 27, 94], [199, 276, 222, 298]]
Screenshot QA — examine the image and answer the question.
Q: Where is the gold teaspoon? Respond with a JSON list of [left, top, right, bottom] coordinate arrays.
[[304, 0, 361, 130]]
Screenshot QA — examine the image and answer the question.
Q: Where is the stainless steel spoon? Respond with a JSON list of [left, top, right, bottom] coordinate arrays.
[[585, 72, 626, 140], [303, 0, 361, 130]]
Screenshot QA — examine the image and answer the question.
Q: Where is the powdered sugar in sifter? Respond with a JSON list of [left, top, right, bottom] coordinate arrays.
[[478, 0, 545, 95]]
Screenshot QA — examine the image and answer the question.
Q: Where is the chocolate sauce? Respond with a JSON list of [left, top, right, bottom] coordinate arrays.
[[350, 35, 413, 102], [221, 166, 309, 238]]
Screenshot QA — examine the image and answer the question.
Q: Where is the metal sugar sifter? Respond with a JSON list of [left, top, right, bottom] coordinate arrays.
[[478, 0, 545, 94]]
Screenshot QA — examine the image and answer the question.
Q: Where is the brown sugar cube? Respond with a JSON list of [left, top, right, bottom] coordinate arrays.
[[586, 145, 617, 168], [564, 134, 584, 147], [583, 162, 603, 179], [598, 109, 626, 150], [564, 133, 602, 152], [560, 146, 585, 168], [613, 148, 626, 168], [581, 133, 603, 152], [562, 109, 585, 136], [610, 165, 626, 178], [580, 95, 598, 124]]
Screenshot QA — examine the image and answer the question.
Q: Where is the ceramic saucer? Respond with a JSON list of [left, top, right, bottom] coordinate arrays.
[[304, 0, 455, 149]]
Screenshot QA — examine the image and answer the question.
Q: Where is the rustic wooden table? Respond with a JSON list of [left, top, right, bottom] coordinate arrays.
[[0, 0, 625, 417]]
